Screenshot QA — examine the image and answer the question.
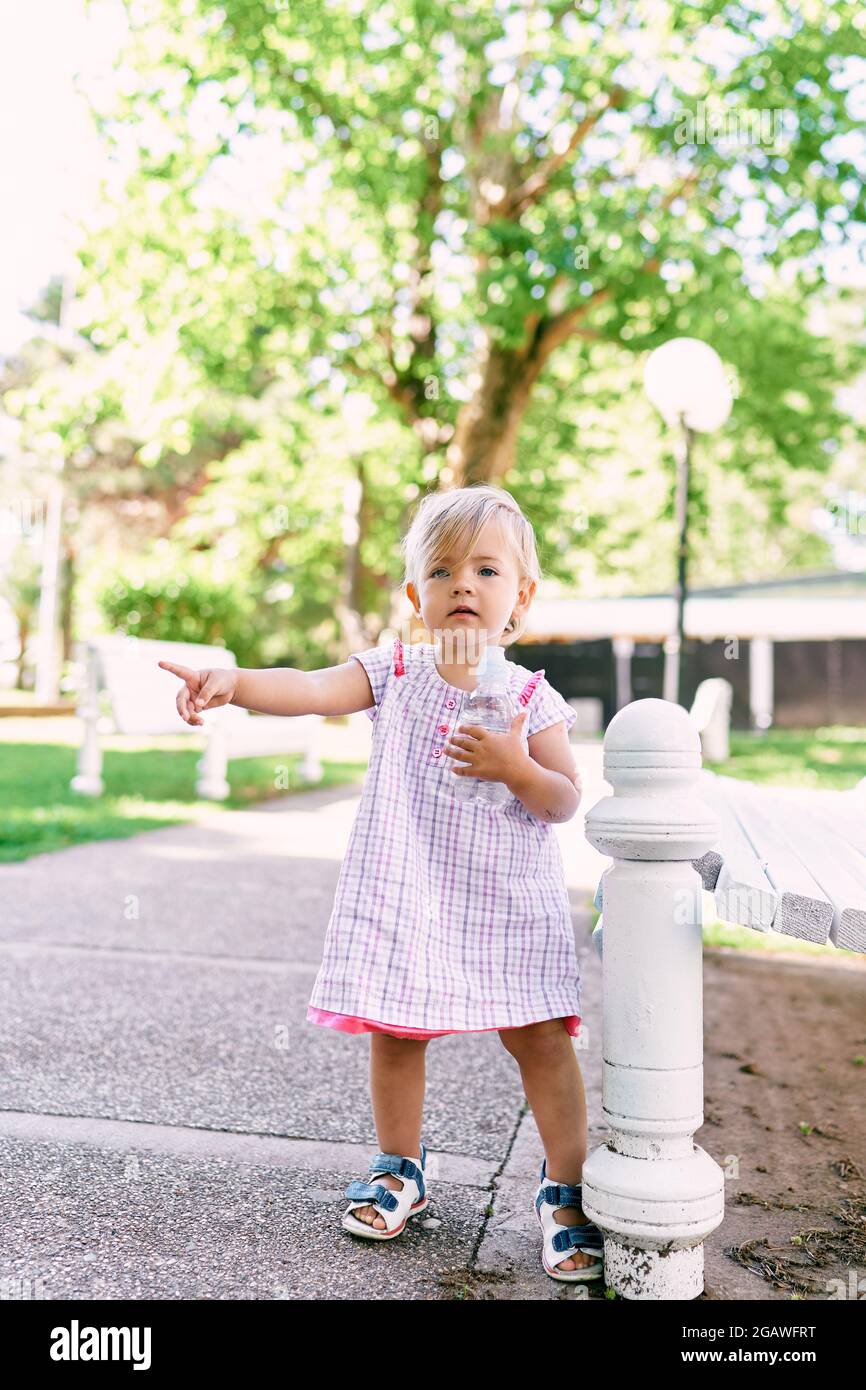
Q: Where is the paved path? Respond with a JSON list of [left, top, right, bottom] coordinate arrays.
[[0, 732, 839, 1300]]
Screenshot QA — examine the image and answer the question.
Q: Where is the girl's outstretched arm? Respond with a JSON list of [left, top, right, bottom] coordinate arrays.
[[231, 659, 376, 718]]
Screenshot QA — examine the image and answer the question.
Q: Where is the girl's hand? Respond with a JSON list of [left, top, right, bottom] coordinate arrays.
[[158, 660, 238, 726], [444, 707, 531, 785]]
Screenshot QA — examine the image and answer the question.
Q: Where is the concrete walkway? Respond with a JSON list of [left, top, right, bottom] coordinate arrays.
[[0, 732, 802, 1300]]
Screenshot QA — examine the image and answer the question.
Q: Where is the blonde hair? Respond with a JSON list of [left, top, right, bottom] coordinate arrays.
[[400, 484, 542, 646]]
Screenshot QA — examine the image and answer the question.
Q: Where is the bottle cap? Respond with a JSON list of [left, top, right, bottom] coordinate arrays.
[[476, 644, 508, 689]]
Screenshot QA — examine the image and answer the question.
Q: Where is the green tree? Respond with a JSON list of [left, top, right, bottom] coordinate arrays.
[[5, 0, 865, 660], [115, 0, 864, 475]]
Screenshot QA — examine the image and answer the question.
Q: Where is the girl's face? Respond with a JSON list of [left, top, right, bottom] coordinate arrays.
[[406, 518, 535, 652]]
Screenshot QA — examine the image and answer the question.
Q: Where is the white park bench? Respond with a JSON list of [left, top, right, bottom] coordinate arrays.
[[70, 636, 323, 801], [691, 773, 866, 950], [593, 770, 866, 952], [578, 697, 865, 1301]]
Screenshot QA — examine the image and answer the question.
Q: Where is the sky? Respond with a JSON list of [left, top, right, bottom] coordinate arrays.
[[0, 0, 126, 353]]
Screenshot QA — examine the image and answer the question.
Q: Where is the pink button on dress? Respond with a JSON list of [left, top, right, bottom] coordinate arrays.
[[306, 638, 582, 1040]]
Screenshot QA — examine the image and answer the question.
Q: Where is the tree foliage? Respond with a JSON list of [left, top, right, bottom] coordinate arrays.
[[3, 0, 866, 666]]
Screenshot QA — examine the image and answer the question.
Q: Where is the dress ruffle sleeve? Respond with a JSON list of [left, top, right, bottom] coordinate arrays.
[[349, 642, 394, 721], [526, 675, 578, 737]]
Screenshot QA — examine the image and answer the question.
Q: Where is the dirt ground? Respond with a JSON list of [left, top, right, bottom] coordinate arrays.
[[698, 944, 866, 1301]]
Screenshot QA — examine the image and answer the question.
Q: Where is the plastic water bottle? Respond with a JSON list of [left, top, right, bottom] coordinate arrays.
[[444, 644, 514, 809]]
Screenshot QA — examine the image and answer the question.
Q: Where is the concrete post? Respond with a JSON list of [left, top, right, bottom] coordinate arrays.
[[749, 636, 774, 731], [581, 697, 724, 1300]]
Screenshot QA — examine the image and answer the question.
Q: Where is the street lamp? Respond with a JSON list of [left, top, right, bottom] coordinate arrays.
[[643, 338, 733, 707]]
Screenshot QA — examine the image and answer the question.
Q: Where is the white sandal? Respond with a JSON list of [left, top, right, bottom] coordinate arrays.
[[534, 1158, 604, 1282], [342, 1142, 429, 1240]]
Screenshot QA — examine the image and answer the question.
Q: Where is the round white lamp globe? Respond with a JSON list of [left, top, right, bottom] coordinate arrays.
[[644, 337, 733, 432]]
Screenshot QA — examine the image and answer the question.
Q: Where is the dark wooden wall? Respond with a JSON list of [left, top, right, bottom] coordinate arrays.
[[510, 639, 615, 727], [512, 637, 866, 730], [772, 640, 866, 727]]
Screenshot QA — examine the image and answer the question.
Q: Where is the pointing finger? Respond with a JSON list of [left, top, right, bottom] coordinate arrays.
[[159, 659, 197, 681]]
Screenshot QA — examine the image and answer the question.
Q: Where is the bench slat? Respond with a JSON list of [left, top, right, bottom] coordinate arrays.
[[759, 787, 866, 879], [749, 790, 866, 952], [767, 800, 866, 952], [696, 773, 778, 932], [220, 713, 321, 759], [724, 780, 835, 945]]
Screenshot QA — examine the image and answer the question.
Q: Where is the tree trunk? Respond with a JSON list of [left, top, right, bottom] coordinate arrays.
[[336, 458, 373, 658], [447, 330, 549, 484], [16, 617, 30, 690]]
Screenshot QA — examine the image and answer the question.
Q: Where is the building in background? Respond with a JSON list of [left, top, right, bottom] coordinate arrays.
[[513, 571, 866, 731]]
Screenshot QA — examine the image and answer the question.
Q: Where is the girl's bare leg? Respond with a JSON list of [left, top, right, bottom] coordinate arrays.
[[349, 1033, 430, 1229], [499, 1019, 596, 1271]]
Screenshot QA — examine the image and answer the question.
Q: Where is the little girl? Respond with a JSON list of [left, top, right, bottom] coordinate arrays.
[[160, 483, 603, 1283]]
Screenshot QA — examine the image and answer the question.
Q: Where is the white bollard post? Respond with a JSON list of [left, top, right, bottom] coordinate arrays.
[[581, 697, 724, 1300]]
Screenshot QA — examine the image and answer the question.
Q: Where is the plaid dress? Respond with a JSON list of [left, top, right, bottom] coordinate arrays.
[[306, 637, 582, 1040]]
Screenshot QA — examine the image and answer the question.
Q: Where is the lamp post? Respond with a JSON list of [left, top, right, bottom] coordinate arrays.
[[670, 412, 693, 707], [643, 338, 732, 706]]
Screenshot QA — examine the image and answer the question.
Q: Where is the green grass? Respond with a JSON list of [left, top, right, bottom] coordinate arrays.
[[0, 739, 367, 863], [700, 901, 851, 955], [2, 723, 862, 868], [703, 726, 866, 790], [587, 892, 855, 960]]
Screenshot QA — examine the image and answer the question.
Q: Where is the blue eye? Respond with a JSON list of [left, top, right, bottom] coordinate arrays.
[[430, 566, 497, 577]]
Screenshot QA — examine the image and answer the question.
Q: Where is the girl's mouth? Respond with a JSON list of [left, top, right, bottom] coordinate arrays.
[[449, 608, 478, 616]]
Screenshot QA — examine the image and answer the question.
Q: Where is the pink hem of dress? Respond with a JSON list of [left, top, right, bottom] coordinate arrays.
[[306, 1005, 581, 1039]]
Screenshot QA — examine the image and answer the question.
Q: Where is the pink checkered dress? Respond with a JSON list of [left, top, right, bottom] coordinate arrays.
[[306, 637, 582, 1040]]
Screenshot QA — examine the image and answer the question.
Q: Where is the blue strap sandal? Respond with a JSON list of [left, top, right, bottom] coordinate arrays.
[[534, 1158, 604, 1282], [342, 1141, 429, 1240]]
